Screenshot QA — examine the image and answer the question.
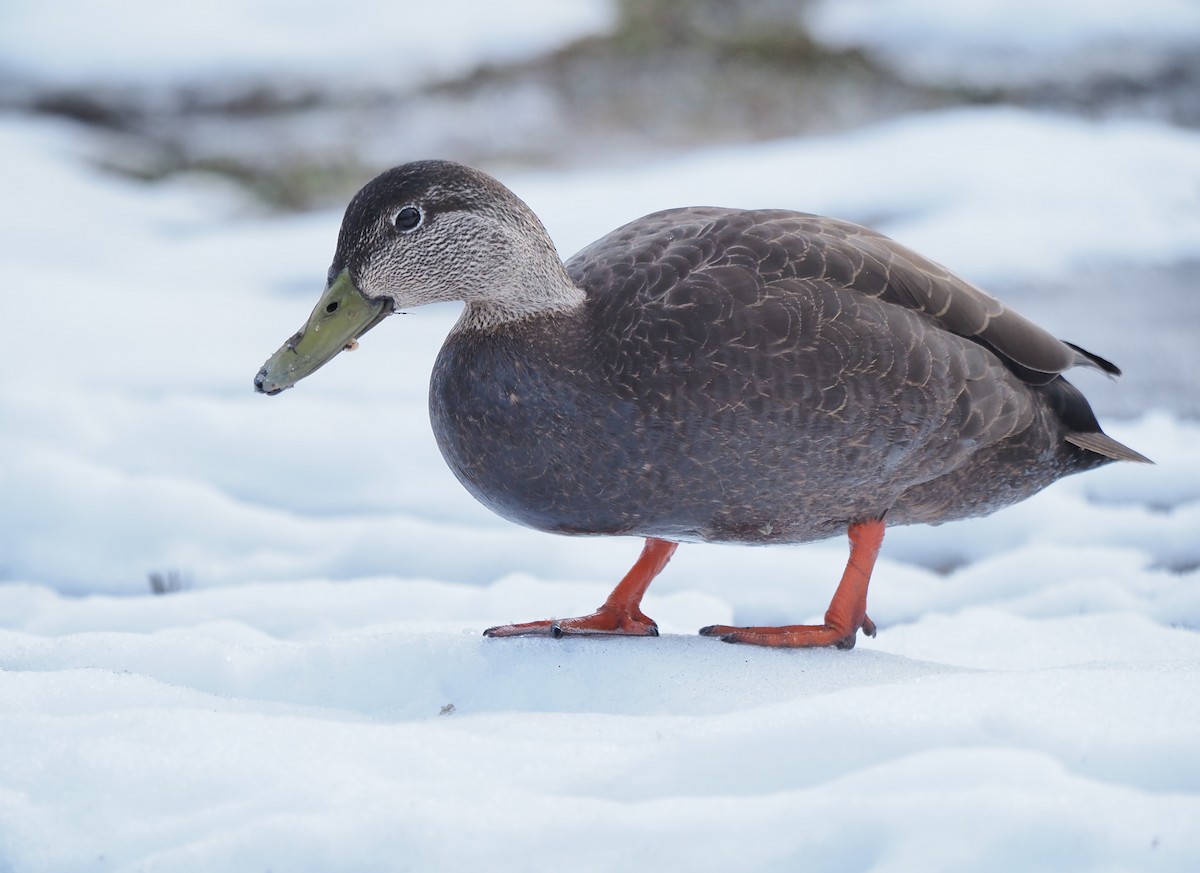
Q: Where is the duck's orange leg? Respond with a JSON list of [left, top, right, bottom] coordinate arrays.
[[484, 537, 678, 639], [700, 517, 885, 649]]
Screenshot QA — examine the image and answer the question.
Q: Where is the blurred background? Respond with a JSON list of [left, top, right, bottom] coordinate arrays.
[[5, 0, 1199, 209]]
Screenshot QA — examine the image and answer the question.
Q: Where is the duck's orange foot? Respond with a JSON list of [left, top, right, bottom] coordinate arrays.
[[484, 605, 659, 639], [699, 615, 876, 649], [484, 537, 676, 641], [703, 517, 886, 650]]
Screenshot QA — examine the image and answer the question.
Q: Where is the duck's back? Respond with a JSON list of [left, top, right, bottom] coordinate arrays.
[[431, 208, 1136, 544]]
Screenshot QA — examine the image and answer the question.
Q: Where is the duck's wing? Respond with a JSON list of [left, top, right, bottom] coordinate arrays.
[[810, 215, 1120, 385], [568, 207, 1031, 461], [572, 207, 1117, 387], [566, 207, 1146, 464], [760, 212, 1147, 464]]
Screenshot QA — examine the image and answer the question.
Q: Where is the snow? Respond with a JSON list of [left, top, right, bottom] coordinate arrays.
[[0, 0, 614, 89], [807, 0, 1200, 87], [3, 49, 1200, 873]]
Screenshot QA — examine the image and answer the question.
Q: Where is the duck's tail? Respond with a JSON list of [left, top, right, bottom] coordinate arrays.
[[1065, 341, 1122, 377], [1065, 431, 1152, 464], [1042, 376, 1153, 464]]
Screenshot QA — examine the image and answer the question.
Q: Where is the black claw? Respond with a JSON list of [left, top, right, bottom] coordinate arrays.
[[550, 623, 564, 639], [646, 625, 660, 637], [835, 632, 857, 650]]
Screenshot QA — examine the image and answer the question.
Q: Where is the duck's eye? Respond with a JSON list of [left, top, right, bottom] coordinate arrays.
[[393, 206, 422, 232]]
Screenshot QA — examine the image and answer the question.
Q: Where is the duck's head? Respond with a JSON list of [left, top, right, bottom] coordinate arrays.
[[254, 160, 575, 395]]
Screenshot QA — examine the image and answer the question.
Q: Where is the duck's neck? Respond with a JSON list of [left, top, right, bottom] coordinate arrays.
[[455, 244, 585, 333]]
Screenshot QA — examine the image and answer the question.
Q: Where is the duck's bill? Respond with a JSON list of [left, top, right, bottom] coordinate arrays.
[[254, 269, 393, 395]]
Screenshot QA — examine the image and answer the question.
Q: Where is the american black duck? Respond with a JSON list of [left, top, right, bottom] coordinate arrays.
[[255, 160, 1149, 649]]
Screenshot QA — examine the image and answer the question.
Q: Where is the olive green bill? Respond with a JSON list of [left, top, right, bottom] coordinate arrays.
[[254, 269, 392, 395]]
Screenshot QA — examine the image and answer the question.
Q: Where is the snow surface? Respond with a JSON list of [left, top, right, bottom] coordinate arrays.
[[2, 103, 1199, 871], [808, 0, 1200, 87], [0, 0, 613, 88]]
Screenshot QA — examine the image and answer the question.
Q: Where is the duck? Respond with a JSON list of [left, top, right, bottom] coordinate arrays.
[[254, 160, 1149, 649]]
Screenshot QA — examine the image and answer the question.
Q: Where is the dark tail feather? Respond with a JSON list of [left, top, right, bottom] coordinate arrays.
[[1065, 431, 1153, 464], [1065, 341, 1121, 377], [1041, 376, 1152, 463]]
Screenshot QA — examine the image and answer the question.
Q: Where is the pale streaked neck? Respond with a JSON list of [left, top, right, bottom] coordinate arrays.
[[455, 267, 586, 332]]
